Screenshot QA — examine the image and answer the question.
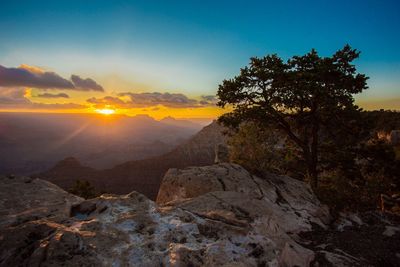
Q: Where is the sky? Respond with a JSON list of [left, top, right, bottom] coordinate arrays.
[[0, 0, 399, 119]]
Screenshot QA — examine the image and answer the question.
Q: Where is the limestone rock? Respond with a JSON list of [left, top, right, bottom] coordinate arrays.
[[157, 163, 263, 204], [1, 164, 396, 266], [157, 163, 331, 233], [0, 175, 82, 228]]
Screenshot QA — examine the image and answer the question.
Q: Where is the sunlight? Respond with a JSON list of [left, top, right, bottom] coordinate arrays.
[[95, 108, 115, 115]]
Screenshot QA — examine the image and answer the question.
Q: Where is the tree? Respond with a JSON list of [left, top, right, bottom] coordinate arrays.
[[217, 45, 368, 189]]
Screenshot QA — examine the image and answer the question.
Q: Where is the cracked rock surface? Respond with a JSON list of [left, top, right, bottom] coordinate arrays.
[[1, 164, 398, 266]]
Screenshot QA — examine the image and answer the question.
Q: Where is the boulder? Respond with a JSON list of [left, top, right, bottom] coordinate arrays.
[[0, 175, 82, 228], [157, 163, 331, 233]]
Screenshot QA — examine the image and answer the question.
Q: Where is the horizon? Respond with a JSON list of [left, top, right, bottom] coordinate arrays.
[[1, 0, 400, 118], [0, 110, 215, 124]]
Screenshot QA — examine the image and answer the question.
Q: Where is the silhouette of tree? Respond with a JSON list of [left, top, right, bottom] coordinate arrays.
[[217, 45, 368, 188]]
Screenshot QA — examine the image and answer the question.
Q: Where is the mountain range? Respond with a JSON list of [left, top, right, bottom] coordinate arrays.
[[37, 121, 228, 199], [0, 113, 204, 174]]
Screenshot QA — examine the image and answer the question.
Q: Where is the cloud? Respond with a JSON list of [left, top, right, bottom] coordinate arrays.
[[0, 87, 86, 109], [199, 95, 218, 106], [0, 88, 31, 105], [0, 65, 74, 89], [71, 75, 104, 92], [27, 102, 86, 109], [118, 92, 201, 108], [19, 64, 45, 74], [87, 96, 127, 108], [0, 64, 104, 92], [36, 92, 70, 98], [86, 92, 218, 109]]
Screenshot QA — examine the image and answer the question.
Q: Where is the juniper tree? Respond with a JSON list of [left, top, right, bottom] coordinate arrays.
[[217, 45, 368, 188]]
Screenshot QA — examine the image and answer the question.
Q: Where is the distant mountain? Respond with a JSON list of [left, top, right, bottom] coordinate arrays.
[[38, 121, 228, 199], [0, 113, 202, 174], [159, 116, 202, 130]]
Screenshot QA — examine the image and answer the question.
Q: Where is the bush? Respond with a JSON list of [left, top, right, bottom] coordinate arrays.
[[228, 116, 400, 213], [228, 122, 306, 179], [316, 140, 400, 212], [69, 179, 97, 199]]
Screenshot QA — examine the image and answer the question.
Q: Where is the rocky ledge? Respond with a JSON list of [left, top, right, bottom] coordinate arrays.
[[1, 164, 399, 266]]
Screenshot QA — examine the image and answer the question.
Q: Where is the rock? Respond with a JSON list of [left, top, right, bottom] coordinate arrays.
[[1, 165, 397, 266], [157, 163, 264, 204], [279, 242, 315, 267], [155, 163, 331, 266], [320, 250, 362, 266], [157, 163, 331, 233], [383, 226, 400, 237], [300, 211, 400, 266], [335, 212, 363, 231], [0, 175, 82, 228]]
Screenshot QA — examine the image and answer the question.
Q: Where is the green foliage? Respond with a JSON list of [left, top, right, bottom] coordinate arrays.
[[228, 122, 305, 179], [228, 122, 282, 174], [69, 179, 97, 199], [218, 45, 368, 188], [316, 138, 400, 212]]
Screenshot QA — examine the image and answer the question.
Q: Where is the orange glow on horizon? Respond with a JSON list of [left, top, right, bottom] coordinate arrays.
[[0, 104, 228, 120]]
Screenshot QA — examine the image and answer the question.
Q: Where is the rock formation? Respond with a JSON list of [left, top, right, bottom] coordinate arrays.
[[1, 164, 399, 266]]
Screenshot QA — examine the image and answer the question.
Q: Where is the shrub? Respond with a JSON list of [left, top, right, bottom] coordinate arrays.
[[69, 179, 97, 199]]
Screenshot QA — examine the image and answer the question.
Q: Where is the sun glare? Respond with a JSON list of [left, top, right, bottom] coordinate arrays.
[[96, 108, 115, 115]]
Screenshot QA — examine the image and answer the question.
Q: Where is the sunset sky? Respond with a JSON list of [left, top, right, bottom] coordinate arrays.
[[0, 0, 399, 119]]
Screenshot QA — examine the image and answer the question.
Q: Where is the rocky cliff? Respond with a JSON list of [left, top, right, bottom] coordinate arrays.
[[1, 164, 399, 266]]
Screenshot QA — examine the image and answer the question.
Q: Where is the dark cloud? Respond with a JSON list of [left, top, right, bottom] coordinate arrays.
[[118, 92, 200, 108], [37, 92, 70, 98], [87, 92, 218, 109], [87, 96, 126, 108], [0, 65, 74, 89], [0, 87, 86, 109], [0, 65, 104, 92], [199, 95, 218, 106], [71, 75, 104, 92]]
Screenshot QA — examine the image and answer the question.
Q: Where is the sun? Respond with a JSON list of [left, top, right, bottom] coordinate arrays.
[[95, 108, 116, 115]]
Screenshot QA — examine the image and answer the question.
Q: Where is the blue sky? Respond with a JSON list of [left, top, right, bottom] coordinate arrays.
[[0, 0, 399, 111]]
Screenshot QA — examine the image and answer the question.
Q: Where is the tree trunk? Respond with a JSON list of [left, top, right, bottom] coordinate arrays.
[[308, 159, 318, 189], [304, 150, 318, 189], [309, 116, 319, 190]]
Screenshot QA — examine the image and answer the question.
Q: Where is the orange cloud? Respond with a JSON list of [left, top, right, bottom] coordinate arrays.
[[19, 64, 45, 74]]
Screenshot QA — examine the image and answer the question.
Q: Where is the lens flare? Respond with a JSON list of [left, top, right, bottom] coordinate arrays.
[[96, 108, 115, 115]]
